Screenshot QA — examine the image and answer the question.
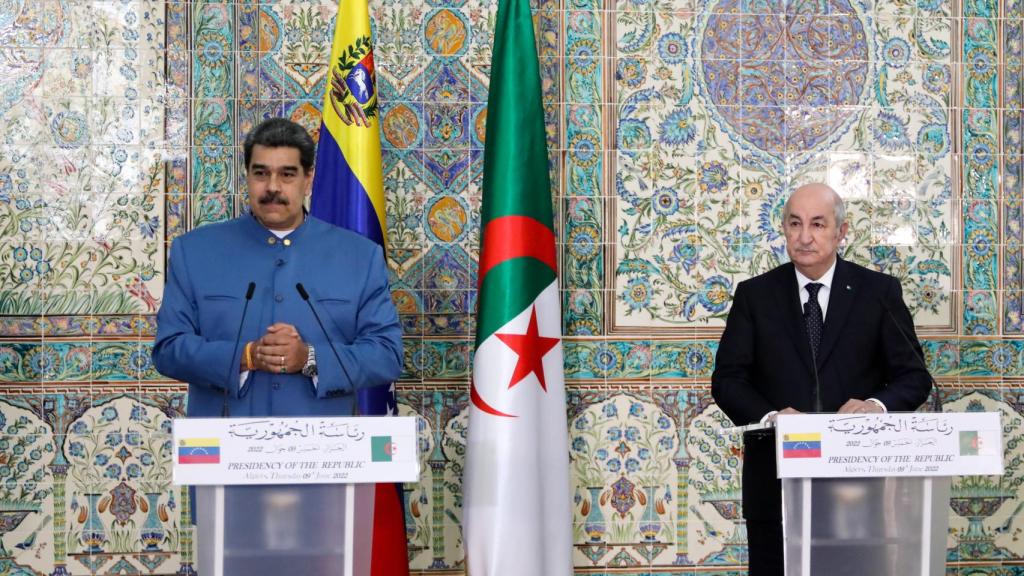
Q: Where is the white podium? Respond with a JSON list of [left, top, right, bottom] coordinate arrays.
[[775, 412, 1003, 576], [196, 483, 375, 576], [172, 416, 420, 576]]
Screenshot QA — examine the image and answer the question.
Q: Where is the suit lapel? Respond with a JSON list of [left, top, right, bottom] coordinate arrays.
[[815, 258, 856, 369], [775, 264, 817, 377]]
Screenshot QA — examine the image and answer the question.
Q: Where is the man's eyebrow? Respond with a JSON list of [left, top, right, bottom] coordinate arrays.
[[249, 163, 301, 171]]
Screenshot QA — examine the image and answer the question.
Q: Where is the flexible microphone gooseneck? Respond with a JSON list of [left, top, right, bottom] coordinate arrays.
[[223, 281, 256, 417], [875, 292, 935, 383], [295, 283, 355, 387]]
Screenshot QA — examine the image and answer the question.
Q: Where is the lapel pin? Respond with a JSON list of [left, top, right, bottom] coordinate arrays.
[[846, 285, 852, 291]]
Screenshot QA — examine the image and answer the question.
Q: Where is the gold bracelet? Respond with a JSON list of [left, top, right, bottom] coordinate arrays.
[[244, 342, 254, 371]]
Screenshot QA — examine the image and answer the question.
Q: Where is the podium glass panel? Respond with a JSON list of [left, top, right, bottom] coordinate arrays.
[[782, 477, 950, 576], [197, 484, 374, 576]]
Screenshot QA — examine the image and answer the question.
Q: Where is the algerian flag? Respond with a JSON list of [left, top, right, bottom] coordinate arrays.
[[461, 0, 572, 571]]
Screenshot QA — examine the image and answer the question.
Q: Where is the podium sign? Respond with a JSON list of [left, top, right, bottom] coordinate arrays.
[[776, 412, 1003, 479], [775, 412, 1004, 576], [172, 416, 419, 486]]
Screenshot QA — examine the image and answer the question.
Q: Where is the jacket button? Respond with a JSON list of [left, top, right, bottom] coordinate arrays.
[[276, 258, 284, 266], [275, 294, 283, 302]]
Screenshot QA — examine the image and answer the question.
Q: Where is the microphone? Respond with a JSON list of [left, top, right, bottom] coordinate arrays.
[[874, 291, 935, 381], [295, 283, 354, 388], [223, 281, 256, 417]]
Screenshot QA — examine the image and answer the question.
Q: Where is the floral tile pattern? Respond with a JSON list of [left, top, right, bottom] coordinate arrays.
[[0, 1, 167, 328], [0, 0, 1023, 574], [0, 390, 188, 576], [940, 386, 1024, 564], [612, 0, 956, 330]]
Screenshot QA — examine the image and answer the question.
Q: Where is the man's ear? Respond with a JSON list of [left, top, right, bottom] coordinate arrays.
[[304, 169, 315, 196]]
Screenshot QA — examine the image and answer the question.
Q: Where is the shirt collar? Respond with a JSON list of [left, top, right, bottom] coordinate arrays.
[[795, 257, 837, 292], [243, 211, 314, 244]]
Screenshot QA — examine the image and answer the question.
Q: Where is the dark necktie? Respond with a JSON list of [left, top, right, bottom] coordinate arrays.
[[805, 283, 824, 358]]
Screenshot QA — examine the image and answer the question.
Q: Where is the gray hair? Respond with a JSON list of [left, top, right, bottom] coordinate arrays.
[[782, 183, 846, 228]]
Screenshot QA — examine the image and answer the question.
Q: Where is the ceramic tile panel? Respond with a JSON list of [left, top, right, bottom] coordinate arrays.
[[2, 0, 1024, 574], [612, 0, 956, 332]]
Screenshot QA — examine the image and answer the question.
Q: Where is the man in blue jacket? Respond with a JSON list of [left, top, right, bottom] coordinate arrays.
[[153, 118, 403, 417]]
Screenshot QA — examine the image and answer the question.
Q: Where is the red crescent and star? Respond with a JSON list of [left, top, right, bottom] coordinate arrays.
[[495, 305, 560, 392], [470, 215, 560, 418], [471, 304, 559, 418]]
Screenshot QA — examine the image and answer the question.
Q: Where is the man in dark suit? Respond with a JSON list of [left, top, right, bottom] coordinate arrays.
[[711, 182, 932, 575]]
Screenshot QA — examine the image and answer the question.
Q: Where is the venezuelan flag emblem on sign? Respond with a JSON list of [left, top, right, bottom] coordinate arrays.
[[177, 438, 220, 464], [782, 432, 822, 459]]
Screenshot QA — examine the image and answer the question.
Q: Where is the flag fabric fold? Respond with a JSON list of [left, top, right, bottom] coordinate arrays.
[[462, 0, 573, 572], [312, 1, 408, 575]]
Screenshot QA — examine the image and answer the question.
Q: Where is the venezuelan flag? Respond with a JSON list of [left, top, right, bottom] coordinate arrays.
[[782, 432, 822, 459], [311, 3, 408, 575], [312, 0, 395, 419], [177, 438, 220, 464], [311, 0, 386, 247]]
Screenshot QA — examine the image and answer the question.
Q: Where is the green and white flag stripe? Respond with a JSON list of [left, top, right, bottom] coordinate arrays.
[[462, 0, 572, 571], [476, 257, 556, 346]]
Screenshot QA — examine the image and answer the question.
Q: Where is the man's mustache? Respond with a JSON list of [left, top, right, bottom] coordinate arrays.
[[258, 190, 288, 205]]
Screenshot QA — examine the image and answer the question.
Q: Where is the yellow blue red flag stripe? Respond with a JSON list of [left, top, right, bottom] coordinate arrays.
[[311, 0, 386, 247], [178, 438, 220, 464], [782, 432, 822, 458], [311, 3, 408, 575], [783, 433, 821, 442], [178, 438, 220, 448]]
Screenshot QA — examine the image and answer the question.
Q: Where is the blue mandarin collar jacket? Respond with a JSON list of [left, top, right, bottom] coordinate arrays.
[[153, 214, 404, 417]]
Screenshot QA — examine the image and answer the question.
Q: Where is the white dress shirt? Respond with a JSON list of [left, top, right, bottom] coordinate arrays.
[[795, 259, 836, 320], [759, 257, 885, 423]]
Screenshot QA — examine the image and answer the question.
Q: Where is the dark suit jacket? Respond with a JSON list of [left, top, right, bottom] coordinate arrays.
[[711, 257, 932, 521]]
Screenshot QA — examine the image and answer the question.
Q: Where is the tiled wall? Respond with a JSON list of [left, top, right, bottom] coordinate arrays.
[[0, 0, 1023, 574]]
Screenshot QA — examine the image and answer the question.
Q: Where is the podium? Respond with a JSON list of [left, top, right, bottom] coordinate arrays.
[[782, 475, 949, 575], [775, 412, 1003, 576], [195, 483, 375, 575], [172, 416, 420, 576]]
